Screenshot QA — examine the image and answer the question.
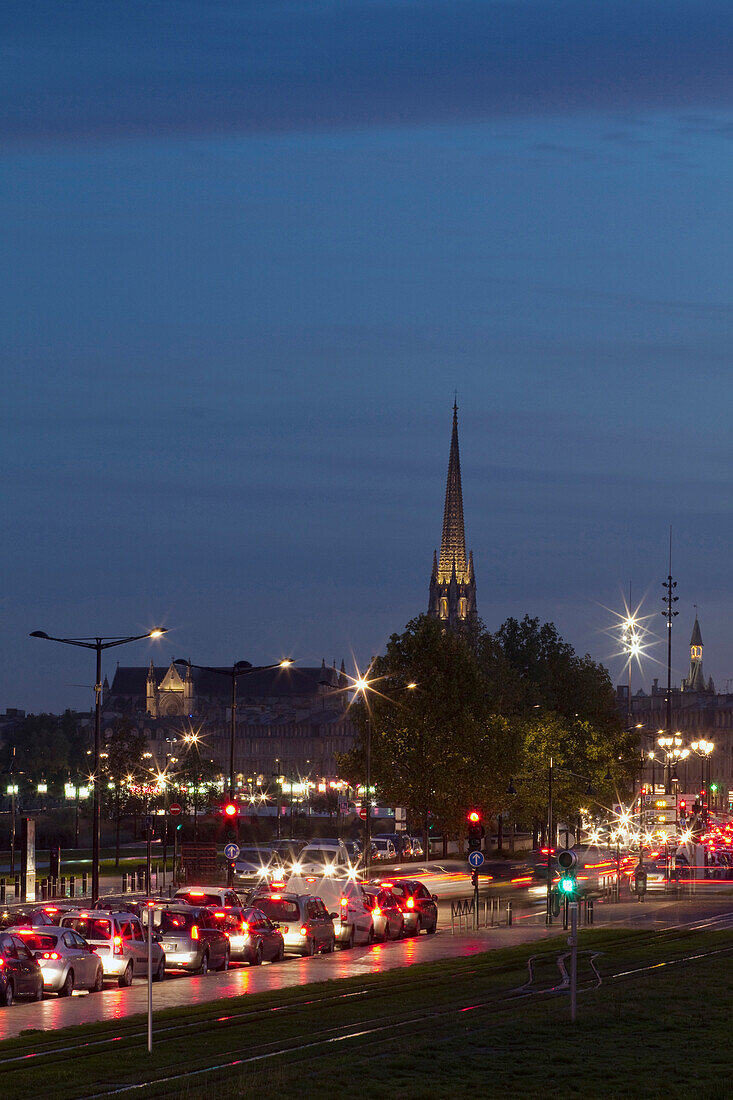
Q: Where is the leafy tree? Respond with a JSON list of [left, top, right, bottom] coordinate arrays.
[[342, 615, 520, 853], [0, 711, 90, 788]]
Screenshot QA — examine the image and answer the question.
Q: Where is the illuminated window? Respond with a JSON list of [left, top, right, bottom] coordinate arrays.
[[440, 597, 448, 619], [691, 646, 702, 659], [459, 598, 467, 619]]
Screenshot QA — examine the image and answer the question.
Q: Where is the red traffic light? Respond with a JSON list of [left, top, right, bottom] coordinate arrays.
[[468, 810, 481, 824], [223, 802, 238, 817], [679, 800, 686, 811]]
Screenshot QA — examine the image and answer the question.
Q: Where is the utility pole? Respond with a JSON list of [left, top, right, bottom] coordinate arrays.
[[662, 529, 678, 762]]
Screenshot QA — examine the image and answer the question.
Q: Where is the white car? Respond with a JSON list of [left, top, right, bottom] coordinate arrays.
[[60, 910, 165, 986], [292, 841, 352, 878]]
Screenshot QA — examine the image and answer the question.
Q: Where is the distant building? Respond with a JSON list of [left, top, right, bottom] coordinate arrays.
[[104, 659, 357, 782], [621, 613, 731, 809], [428, 402, 477, 629]]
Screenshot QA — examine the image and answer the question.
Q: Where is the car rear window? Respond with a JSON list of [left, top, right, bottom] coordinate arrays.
[[14, 932, 58, 951], [63, 918, 112, 940], [255, 899, 300, 922], [155, 911, 197, 934], [176, 892, 223, 906]]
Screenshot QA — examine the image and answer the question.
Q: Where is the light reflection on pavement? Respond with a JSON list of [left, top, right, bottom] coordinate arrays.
[[0, 924, 561, 1042]]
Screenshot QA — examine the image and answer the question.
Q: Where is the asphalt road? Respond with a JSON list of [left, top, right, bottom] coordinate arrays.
[[2, 891, 733, 1043]]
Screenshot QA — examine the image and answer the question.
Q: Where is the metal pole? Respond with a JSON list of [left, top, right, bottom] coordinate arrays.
[[364, 715, 371, 879], [229, 671, 237, 801], [569, 902, 578, 1022], [546, 758, 553, 925], [9, 790, 16, 879], [147, 902, 153, 1053], [92, 642, 102, 906]]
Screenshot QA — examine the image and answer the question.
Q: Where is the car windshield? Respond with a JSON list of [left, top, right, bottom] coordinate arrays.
[[300, 850, 340, 866], [15, 932, 58, 951], [255, 898, 300, 922], [63, 918, 112, 940], [388, 884, 409, 898], [239, 850, 270, 864]]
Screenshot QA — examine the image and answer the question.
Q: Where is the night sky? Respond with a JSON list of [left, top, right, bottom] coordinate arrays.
[[3, 1, 733, 712]]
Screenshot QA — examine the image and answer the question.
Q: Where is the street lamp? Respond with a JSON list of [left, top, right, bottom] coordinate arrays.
[[691, 740, 714, 826], [30, 626, 167, 904], [173, 657, 293, 802]]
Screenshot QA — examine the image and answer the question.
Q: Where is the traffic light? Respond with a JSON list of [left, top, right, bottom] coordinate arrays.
[[222, 801, 239, 842], [467, 810, 485, 853], [555, 848, 578, 899], [679, 799, 687, 821], [471, 868, 479, 888]]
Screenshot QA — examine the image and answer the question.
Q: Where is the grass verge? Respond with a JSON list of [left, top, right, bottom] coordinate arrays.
[[1, 927, 731, 1099]]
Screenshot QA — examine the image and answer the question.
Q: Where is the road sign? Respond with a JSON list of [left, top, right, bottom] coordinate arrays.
[[224, 843, 240, 861], [359, 809, 367, 819], [169, 803, 182, 816], [468, 851, 484, 869]]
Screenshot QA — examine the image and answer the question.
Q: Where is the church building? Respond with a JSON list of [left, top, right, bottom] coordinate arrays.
[[428, 402, 477, 628]]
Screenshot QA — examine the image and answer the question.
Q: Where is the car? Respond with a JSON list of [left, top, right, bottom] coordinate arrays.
[[360, 886, 405, 941], [15, 926, 104, 996], [377, 878, 438, 935], [407, 837, 424, 860], [233, 848, 285, 888], [206, 906, 285, 965], [59, 909, 166, 986], [291, 840, 352, 877], [142, 904, 230, 974], [252, 892, 336, 957], [173, 886, 243, 908], [343, 840, 363, 864], [0, 932, 44, 1005], [268, 839, 307, 873], [0, 906, 57, 931], [296, 878, 373, 948], [371, 838, 397, 862], [373, 833, 412, 861]]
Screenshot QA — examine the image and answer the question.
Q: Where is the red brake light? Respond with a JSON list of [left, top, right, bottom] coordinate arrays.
[[340, 897, 348, 907], [113, 935, 123, 956], [373, 906, 381, 917], [188, 891, 205, 898], [0, 959, 4, 968], [42, 952, 61, 960], [381, 882, 393, 888], [44, 907, 58, 914], [191, 925, 199, 940], [241, 921, 249, 932], [270, 895, 282, 901], [300, 926, 308, 936], [213, 911, 225, 918], [406, 897, 415, 909]]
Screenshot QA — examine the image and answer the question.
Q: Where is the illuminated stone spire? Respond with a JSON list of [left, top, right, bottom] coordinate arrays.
[[428, 402, 477, 628]]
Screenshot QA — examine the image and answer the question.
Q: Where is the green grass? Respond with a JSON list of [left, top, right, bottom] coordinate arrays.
[[2, 928, 732, 1099]]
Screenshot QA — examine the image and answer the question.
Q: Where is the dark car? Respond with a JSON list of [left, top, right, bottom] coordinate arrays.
[[377, 878, 438, 935], [373, 833, 413, 862], [143, 905, 230, 974], [0, 932, 44, 1005], [206, 906, 285, 965], [0, 907, 57, 931]]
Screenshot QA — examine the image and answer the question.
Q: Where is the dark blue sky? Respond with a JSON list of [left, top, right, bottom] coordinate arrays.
[[3, 1, 733, 711]]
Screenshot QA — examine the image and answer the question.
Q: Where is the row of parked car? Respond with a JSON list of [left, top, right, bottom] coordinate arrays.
[[232, 835, 424, 887], [0, 870, 440, 1006]]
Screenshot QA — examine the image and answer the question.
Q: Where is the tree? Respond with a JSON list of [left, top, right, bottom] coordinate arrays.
[[0, 711, 90, 788], [342, 615, 520, 853], [495, 616, 637, 837]]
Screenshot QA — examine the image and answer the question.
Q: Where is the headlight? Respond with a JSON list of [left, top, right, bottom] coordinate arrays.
[[291, 863, 302, 875], [324, 864, 334, 876]]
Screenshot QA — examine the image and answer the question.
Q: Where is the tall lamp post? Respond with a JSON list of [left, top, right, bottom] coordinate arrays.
[[691, 740, 714, 827], [173, 658, 293, 802], [31, 627, 166, 904]]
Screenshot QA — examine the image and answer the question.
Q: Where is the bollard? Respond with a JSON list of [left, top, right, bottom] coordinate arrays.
[[51, 877, 58, 899], [82, 872, 88, 897], [35, 882, 41, 902], [41, 880, 48, 901], [137, 870, 145, 891], [168, 884, 173, 899], [14, 875, 20, 899], [0, 879, 5, 904], [121, 872, 128, 893], [69, 875, 76, 899], [506, 900, 513, 926], [60, 876, 67, 898], [588, 899, 594, 925]]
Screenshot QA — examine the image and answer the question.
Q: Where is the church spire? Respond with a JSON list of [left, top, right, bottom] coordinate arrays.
[[428, 402, 477, 628]]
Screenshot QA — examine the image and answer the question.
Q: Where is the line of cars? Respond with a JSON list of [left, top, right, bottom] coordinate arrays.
[[0, 864, 440, 1006]]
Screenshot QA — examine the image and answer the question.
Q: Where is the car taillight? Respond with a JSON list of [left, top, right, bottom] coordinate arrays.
[[240, 921, 249, 932], [270, 895, 282, 901], [213, 911, 225, 918], [406, 897, 415, 909], [373, 907, 381, 917], [113, 936, 123, 956], [191, 925, 199, 940], [42, 952, 61, 960], [340, 897, 348, 908], [0, 958, 4, 968], [299, 926, 308, 936]]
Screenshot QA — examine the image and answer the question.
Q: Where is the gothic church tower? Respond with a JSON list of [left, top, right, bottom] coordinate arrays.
[[428, 402, 477, 628]]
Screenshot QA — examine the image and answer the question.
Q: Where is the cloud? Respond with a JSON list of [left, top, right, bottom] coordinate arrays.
[[3, 1, 733, 144]]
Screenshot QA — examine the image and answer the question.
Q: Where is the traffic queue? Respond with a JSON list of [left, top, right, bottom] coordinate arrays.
[[0, 839, 439, 1006]]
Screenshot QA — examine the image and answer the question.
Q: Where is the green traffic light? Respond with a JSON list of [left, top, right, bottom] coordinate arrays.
[[710, 783, 718, 793], [559, 875, 576, 895]]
